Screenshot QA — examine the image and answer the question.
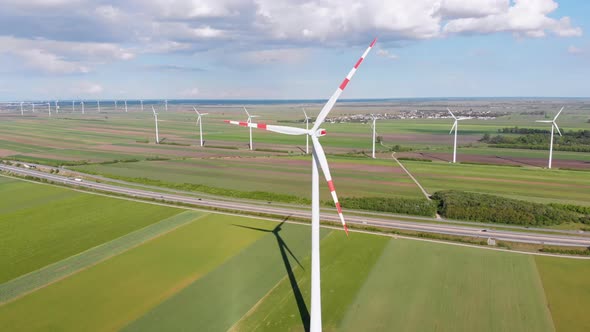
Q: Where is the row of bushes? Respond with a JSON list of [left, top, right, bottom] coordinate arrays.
[[432, 190, 589, 226], [336, 196, 437, 217]]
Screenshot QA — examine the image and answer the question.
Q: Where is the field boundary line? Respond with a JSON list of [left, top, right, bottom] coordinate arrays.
[[390, 152, 431, 200], [531, 257, 558, 331], [0, 210, 205, 305]]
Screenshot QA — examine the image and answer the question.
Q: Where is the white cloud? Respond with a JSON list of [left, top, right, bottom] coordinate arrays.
[[438, 0, 509, 18], [0, 36, 134, 73], [443, 0, 582, 38], [377, 49, 399, 60], [242, 48, 309, 64], [567, 45, 583, 55], [16, 49, 89, 74], [71, 82, 103, 95]]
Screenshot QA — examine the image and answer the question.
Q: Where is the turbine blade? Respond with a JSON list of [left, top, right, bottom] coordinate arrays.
[[243, 106, 250, 117], [535, 120, 553, 123], [151, 106, 156, 116], [312, 38, 376, 132], [302, 107, 309, 120], [311, 136, 348, 235], [554, 106, 564, 121], [193, 106, 200, 115], [449, 121, 457, 134], [447, 108, 457, 120], [224, 120, 308, 135], [554, 122, 562, 136]]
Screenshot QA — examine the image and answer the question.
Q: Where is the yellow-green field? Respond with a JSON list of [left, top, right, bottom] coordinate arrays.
[[1, 178, 590, 331]]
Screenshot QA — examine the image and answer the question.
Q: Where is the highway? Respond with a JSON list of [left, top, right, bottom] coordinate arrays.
[[2, 163, 590, 247]]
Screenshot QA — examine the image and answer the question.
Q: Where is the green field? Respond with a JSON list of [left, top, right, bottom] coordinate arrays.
[[0, 175, 182, 283], [1, 178, 589, 331], [401, 160, 590, 206]]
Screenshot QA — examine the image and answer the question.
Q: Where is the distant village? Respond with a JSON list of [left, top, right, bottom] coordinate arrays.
[[325, 109, 509, 123]]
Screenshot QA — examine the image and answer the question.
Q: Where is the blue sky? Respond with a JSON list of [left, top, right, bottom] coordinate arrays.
[[0, 0, 588, 100]]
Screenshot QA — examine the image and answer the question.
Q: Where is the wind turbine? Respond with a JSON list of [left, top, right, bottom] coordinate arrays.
[[225, 38, 376, 332], [448, 108, 470, 163], [115, 100, 118, 111], [152, 106, 160, 144], [72, 100, 75, 112], [302, 107, 312, 154], [164, 99, 168, 111], [243, 107, 259, 150], [80, 101, 85, 114], [47, 102, 51, 117], [97, 100, 101, 112], [193, 107, 208, 147], [124, 100, 128, 113], [369, 114, 377, 159], [20, 102, 24, 116], [140, 99, 144, 111], [32, 103, 35, 113], [535, 107, 564, 169], [55, 100, 59, 114]]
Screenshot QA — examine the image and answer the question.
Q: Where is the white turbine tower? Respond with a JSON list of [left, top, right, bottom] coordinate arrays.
[[370, 114, 377, 159], [225, 38, 375, 332], [20, 102, 24, 116], [47, 102, 51, 117], [97, 100, 101, 112], [165, 99, 168, 111], [55, 100, 59, 114], [193, 107, 208, 147], [152, 106, 160, 144], [115, 100, 118, 111], [80, 101, 85, 114], [140, 100, 144, 111], [72, 100, 75, 112], [243, 107, 259, 150], [32, 103, 35, 113], [535, 107, 564, 169], [448, 108, 470, 163], [302, 107, 312, 154], [124, 100, 128, 113]]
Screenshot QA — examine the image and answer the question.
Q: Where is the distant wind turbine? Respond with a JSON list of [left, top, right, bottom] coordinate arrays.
[[225, 38, 376, 332], [47, 102, 51, 117], [535, 107, 564, 169], [243, 107, 259, 150], [80, 101, 85, 114], [140, 99, 144, 111], [55, 100, 59, 114], [32, 103, 35, 113], [370, 114, 377, 159], [124, 100, 128, 113], [165, 99, 168, 111], [72, 100, 75, 112], [193, 107, 208, 147], [302, 107, 312, 154], [20, 102, 24, 116], [152, 106, 160, 144], [448, 108, 470, 163], [97, 100, 101, 112], [115, 100, 118, 111]]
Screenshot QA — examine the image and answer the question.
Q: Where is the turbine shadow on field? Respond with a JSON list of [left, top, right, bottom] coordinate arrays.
[[233, 216, 310, 331]]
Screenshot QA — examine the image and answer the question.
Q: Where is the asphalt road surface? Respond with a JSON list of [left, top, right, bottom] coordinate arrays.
[[2, 164, 589, 247]]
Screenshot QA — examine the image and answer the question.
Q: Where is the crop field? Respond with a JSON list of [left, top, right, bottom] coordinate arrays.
[[0, 177, 589, 331], [0, 175, 182, 283], [400, 160, 590, 206], [1, 211, 589, 331], [72, 155, 425, 200]]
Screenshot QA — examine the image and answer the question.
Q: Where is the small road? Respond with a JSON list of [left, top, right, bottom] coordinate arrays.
[[390, 152, 431, 200], [2, 164, 590, 247]]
